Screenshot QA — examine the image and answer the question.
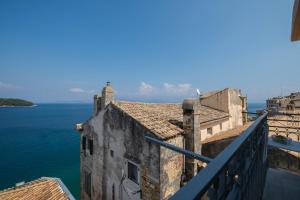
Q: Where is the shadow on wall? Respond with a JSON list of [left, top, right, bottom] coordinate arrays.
[[268, 147, 300, 174]]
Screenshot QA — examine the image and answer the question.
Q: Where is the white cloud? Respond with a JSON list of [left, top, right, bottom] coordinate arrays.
[[138, 82, 154, 95], [163, 83, 194, 95], [70, 88, 85, 93], [69, 87, 95, 94], [0, 81, 19, 90], [137, 82, 196, 99]]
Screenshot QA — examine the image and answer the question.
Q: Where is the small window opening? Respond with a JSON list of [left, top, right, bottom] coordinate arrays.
[[207, 127, 213, 135], [128, 162, 139, 185], [112, 184, 115, 200], [88, 139, 93, 155], [110, 150, 114, 157]]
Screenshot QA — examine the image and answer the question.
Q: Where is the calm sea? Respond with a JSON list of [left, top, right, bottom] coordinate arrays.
[[0, 102, 265, 199], [247, 102, 266, 113], [0, 104, 92, 199]]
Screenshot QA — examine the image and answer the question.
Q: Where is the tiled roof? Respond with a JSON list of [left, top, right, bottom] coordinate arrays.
[[202, 123, 252, 144], [0, 177, 73, 200], [113, 101, 229, 139]]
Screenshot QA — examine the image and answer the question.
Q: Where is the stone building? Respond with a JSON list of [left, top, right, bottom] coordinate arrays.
[[266, 92, 300, 113], [78, 82, 247, 200]]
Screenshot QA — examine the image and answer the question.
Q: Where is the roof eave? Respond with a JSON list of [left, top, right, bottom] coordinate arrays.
[[42, 177, 75, 200], [200, 116, 230, 126]]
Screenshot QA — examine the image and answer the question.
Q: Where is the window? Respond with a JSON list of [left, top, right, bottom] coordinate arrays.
[[88, 139, 93, 155], [82, 136, 86, 150], [207, 127, 213, 135], [110, 150, 114, 157], [127, 161, 139, 185], [84, 172, 91, 197], [112, 184, 115, 200], [220, 123, 223, 131]]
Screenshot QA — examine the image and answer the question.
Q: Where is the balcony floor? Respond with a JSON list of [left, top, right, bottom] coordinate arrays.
[[263, 168, 300, 200]]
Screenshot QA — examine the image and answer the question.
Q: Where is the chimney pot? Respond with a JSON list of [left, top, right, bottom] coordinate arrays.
[[182, 99, 196, 111]]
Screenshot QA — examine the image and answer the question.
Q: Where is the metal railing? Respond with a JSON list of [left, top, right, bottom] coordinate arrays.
[[145, 136, 212, 163], [170, 112, 269, 200]]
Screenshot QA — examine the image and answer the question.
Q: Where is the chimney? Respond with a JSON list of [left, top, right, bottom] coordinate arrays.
[[182, 98, 201, 181], [93, 94, 102, 115], [241, 95, 248, 124], [93, 82, 114, 115], [101, 82, 114, 109]]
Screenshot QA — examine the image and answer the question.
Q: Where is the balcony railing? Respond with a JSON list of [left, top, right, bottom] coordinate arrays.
[[170, 112, 269, 200]]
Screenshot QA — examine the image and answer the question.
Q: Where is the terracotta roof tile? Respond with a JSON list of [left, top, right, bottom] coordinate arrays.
[[113, 101, 229, 139], [202, 123, 252, 144], [0, 177, 72, 200]]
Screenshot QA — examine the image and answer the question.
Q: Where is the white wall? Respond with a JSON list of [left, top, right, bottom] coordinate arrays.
[[200, 120, 230, 141]]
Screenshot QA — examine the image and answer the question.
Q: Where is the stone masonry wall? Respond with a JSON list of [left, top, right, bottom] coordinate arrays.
[[160, 136, 184, 200]]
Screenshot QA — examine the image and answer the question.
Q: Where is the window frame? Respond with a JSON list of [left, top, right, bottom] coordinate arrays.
[[207, 127, 213, 135], [82, 136, 86, 150], [126, 160, 140, 185], [110, 149, 114, 157]]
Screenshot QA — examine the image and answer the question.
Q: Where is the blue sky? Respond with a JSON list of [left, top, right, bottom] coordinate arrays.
[[0, 0, 299, 103]]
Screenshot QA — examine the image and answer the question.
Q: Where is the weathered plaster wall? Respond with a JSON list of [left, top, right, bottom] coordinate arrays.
[[201, 89, 229, 113], [294, 100, 300, 108], [201, 88, 243, 129], [160, 136, 184, 200], [268, 147, 300, 174], [228, 89, 243, 128], [81, 110, 105, 200], [81, 104, 161, 200], [200, 120, 230, 141]]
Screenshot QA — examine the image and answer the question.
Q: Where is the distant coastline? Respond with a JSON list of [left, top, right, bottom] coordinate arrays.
[[0, 105, 37, 108], [0, 98, 34, 107]]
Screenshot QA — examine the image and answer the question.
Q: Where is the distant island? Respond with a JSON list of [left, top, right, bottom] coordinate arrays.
[[0, 98, 34, 107]]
